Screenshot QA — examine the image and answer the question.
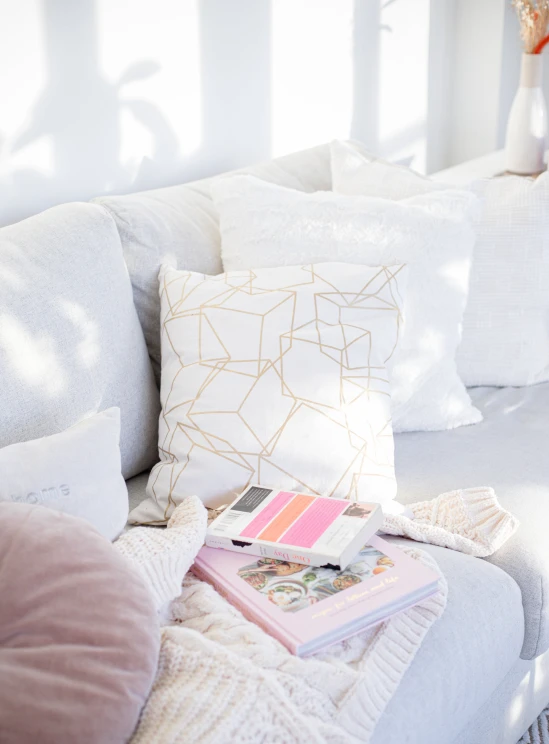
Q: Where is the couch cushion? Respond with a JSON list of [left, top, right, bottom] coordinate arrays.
[[372, 539, 523, 744], [394, 381, 549, 660], [94, 144, 331, 379], [127, 471, 149, 515], [0, 202, 160, 478]]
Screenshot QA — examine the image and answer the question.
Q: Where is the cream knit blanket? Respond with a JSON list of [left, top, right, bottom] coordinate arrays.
[[115, 489, 518, 744]]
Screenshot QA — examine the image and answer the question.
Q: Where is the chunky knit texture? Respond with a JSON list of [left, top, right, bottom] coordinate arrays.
[[520, 707, 549, 744], [382, 487, 519, 557], [114, 488, 518, 744], [115, 496, 207, 622]]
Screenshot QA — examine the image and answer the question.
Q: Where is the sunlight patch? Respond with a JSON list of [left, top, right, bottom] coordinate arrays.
[[0, 315, 66, 396]]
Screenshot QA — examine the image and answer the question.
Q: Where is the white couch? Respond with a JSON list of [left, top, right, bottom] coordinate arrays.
[[5, 143, 548, 743]]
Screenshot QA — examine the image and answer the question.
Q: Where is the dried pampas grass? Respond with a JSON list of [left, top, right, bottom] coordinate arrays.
[[512, 0, 549, 53]]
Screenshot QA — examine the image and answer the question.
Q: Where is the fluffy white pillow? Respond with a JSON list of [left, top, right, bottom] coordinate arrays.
[[131, 262, 406, 523], [212, 171, 481, 433], [332, 140, 549, 387], [0, 408, 128, 540]]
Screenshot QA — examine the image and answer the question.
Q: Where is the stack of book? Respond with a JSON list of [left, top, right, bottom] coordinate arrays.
[[192, 485, 440, 657]]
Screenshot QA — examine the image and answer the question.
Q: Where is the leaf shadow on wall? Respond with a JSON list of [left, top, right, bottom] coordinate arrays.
[[133, 0, 272, 190], [0, 0, 273, 227], [1, 0, 181, 226], [350, 0, 423, 170]]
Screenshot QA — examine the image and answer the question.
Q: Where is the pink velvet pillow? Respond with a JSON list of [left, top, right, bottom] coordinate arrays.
[[0, 503, 159, 744]]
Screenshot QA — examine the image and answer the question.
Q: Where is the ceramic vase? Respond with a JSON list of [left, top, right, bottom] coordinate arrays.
[[505, 53, 548, 175]]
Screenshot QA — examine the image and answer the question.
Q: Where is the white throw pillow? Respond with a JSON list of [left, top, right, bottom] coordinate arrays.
[[331, 140, 549, 387], [212, 171, 481, 433], [458, 175, 549, 386], [131, 262, 406, 523], [331, 140, 449, 199], [0, 408, 128, 541]]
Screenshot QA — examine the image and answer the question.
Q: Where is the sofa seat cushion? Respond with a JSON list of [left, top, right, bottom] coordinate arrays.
[[372, 539, 523, 744], [394, 381, 549, 660], [127, 471, 150, 515]]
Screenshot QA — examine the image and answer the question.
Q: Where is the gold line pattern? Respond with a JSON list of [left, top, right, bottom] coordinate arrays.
[[144, 263, 405, 523]]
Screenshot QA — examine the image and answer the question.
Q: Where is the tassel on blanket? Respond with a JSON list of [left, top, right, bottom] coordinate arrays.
[[382, 487, 519, 557]]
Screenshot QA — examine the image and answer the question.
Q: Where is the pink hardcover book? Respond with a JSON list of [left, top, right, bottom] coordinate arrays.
[[192, 535, 440, 657]]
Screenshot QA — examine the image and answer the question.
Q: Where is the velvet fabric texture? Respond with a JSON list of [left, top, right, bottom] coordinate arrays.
[[0, 503, 159, 744]]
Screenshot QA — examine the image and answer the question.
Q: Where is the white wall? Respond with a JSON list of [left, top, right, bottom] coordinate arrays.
[[0, 0, 512, 228], [446, 0, 549, 167], [447, 0, 507, 165]]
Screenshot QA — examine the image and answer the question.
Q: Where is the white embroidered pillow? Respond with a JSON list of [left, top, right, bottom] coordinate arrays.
[[131, 263, 406, 523], [0, 408, 128, 541], [212, 170, 481, 433]]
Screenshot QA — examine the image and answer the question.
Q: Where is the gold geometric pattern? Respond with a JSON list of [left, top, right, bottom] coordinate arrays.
[[144, 262, 405, 524]]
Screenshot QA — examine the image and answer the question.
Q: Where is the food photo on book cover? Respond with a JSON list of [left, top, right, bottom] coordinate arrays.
[[237, 547, 395, 613]]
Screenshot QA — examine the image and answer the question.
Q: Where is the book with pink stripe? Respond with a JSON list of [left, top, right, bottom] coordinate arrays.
[[193, 534, 440, 656], [205, 485, 384, 571]]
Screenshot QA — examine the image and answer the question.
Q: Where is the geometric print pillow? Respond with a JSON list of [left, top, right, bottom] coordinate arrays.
[[130, 262, 406, 524]]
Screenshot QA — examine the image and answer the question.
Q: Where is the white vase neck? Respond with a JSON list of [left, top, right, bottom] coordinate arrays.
[[521, 53, 543, 88]]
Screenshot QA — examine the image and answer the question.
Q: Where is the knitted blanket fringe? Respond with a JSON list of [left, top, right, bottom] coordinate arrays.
[[114, 488, 518, 744]]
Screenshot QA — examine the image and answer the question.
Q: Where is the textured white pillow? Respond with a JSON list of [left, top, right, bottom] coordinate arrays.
[[458, 175, 549, 386], [212, 172, 481, 433], [332, 140, 549, 387], [131, 262, 406, 523], [0, 408, 128, 541]]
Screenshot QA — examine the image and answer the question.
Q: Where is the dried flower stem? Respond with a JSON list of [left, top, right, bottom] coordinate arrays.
[[512, 0, 549, 53], [534, 32, 549, 53]]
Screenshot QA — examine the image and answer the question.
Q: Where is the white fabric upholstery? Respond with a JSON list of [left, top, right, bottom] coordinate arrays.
[[371, 539, 523, 744], [458, 174, 549, 387], [395, 381, 549, 660], [452, 649, 549, 744], [328, 140, 481, 433], [213, 173, 481, 434], [127, 472, 149, 515], [0, 408, 128, 541], [134, 262, 405, 521], [94, 145, 332, 379], [0, 202, 159, 479], [332, 140, 549, 388]]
